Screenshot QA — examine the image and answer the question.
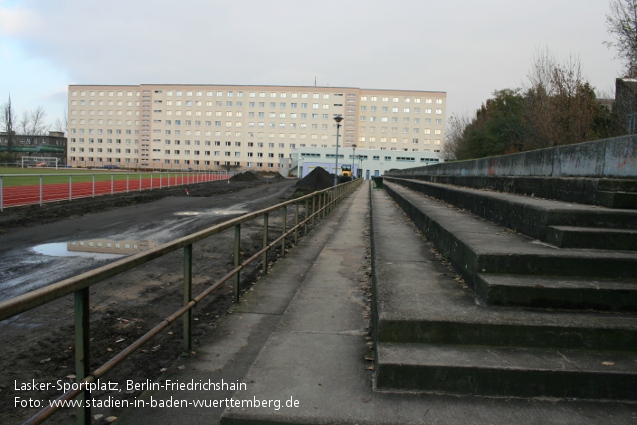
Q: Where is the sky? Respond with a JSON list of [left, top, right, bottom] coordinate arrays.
[[0, 0, 623, 131]]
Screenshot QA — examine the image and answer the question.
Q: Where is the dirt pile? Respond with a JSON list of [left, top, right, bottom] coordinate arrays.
[[293, 167, 334, 196], [266, 173, 287, 182], [230, 171, 261, 182]]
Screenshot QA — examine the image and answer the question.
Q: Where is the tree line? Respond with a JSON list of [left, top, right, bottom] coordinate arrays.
[[1, 95, 67, 154], [2, 95, 67, 136], [445, 0, 636, 161]]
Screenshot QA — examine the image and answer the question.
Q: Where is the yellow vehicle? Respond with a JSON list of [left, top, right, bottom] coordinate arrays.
[[341, 165, 352, 182]]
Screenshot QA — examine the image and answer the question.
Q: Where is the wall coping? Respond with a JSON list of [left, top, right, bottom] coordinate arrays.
[[386, 136, 637, 179]]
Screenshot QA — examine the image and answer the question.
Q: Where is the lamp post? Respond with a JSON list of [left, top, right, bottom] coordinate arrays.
[[333, 115, 343, 187], [352, 144, 357, 179]]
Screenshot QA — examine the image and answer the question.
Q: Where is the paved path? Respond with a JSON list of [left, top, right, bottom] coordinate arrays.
[[116, 181, 370, 425]]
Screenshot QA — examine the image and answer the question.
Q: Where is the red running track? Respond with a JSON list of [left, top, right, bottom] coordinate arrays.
[[1, 173, 229, 208]]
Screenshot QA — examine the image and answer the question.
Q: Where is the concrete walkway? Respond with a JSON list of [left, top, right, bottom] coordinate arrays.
[[116, 181, 370, 425]]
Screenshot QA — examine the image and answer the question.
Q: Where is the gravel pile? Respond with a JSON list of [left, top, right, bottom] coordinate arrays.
[[230, 171, 261, 182], [294, 167, 334, 195]]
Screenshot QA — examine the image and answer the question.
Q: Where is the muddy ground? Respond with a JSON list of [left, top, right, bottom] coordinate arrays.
[[0, 177, 303, 424]]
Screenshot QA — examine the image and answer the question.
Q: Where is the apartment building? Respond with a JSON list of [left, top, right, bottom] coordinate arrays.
[[67, 84, 446, 170]]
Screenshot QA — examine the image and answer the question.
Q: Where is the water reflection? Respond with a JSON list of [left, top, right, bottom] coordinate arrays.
[[32, 239, 157, 259], [209, 209, 249, 215]]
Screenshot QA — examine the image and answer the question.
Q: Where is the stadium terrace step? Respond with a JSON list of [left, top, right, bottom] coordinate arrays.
[[597, 190, 637, 209], [383, 177, 637, 241], [384, 174, 637, 208], [371, 184, 637, 402], [383, 182, 637, 281], [547, 225, 637, 250], [375, 342, 637, 400], [374, 258, 637, 351], [475, 273, 637, 311]]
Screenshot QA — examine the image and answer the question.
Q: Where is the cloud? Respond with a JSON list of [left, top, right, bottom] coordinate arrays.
[[0, 0, 623, 127], [0, 5, 38, 35]]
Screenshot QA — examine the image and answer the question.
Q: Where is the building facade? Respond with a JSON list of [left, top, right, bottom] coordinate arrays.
[[0, 131, 67, 163], [67, 85, 446, 170], [290, 147, 442, 180]]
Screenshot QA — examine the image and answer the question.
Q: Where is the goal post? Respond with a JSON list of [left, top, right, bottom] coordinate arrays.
[[21, 156, 59, 169]]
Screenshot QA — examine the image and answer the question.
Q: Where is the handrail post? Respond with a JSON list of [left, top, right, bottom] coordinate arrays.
[[323, 192, 332, 218], [262, 213, 269, 275], [183, 244, 193, 352], [0, 176, 3, 212], [324, 192, 328, 216], [111, 175, 114, 195], [139, 174, 142, 192], [40, 175, 43, 206], [92, 175, 95, 198], [126, 175, 129, 193], [69, 175, 73, 201], [311, 195, 316, 227], [233, 224, 241, 303], [322, 192, 326, 219], [294, 203, 299, 246], [304, 199, 309, 236], [74, 287, 91, 425], [281, 205, 287, 258]]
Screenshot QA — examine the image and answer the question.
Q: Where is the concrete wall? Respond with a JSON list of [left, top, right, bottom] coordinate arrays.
[[386, 136, 637, 179]]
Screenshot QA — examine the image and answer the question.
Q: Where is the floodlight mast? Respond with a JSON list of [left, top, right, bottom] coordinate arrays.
[[333, 115, 343, 187]]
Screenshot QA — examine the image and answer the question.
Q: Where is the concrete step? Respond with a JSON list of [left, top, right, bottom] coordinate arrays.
[[547, 225, 637, 250], [383, 182, 637, 277], [475, 273, 637, 311], [375, 183, 637, 351], [382, 175, 637, 207], [375, 342, 637, 400], [384, 178, 637, 242], [376, 290, 637, 350], [475, 250, 637, 279], [369, 184, 637, 407], [598, 190, 637, 209]]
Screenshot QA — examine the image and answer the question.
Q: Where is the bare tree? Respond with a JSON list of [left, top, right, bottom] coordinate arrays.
[[18, 110, 30, 135], [605, 0, 637, 76], [443, 113, 471, 160], [1, 95, 16, 152], [524, 48, 598, 149], [29, 106, 48, 135], [16, 106, 49, 135], [53, 110, 68, 134]]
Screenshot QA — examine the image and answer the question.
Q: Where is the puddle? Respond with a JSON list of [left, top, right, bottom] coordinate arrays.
[[209, 209, 249, 216], [175, 209, 248, 216], [31, 239, 157, 260]]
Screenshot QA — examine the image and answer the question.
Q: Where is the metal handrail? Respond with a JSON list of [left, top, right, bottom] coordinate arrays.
[[1, 177, 363, 425]]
